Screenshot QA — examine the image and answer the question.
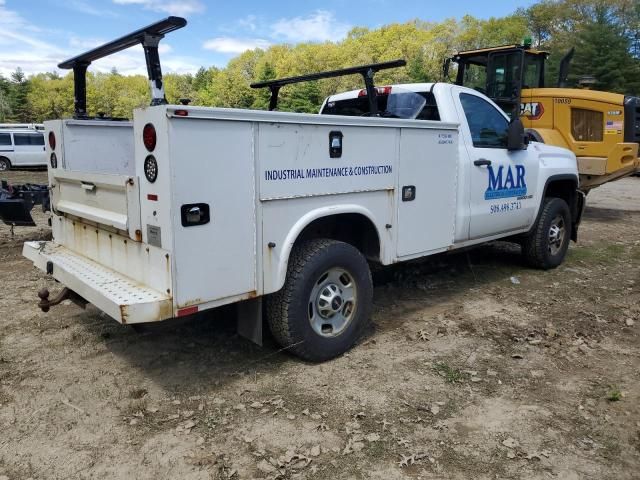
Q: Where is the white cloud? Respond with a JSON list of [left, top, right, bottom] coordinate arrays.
[[237, 15, 258, 32], [64, 0, 119, 17], [203, 37, 271, 54], [271, 10, 351, 43], [0, 2, 65, 76], [0, 1, 197, 77], [112, 0, 205, 16], [91, 43, 190, 76]]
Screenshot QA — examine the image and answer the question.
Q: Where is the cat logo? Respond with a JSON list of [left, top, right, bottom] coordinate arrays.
[[520, 102, 544, 120]]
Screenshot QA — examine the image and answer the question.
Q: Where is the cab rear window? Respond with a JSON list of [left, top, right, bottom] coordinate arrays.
[[321, 92, 440, 120]]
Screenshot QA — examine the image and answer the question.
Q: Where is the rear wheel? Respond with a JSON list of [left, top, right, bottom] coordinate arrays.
[[522, 197, 571, 269], [0, 158, 10, 171], [266, 239, 373, 362]]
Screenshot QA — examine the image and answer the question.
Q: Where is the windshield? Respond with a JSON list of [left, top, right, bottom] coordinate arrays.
[[321, 87, 429, 120]]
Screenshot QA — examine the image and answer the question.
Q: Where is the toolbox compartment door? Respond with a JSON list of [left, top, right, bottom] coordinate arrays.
[[52, 170, 142, 240]]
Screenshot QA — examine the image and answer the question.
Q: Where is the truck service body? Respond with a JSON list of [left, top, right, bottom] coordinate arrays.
[[23, 18, 583, 361]]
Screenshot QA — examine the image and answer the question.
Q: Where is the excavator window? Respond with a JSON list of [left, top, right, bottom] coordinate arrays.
[[571, 108, 604, 142], [523, 54, 544, 89], [486, 51, 521, 100]]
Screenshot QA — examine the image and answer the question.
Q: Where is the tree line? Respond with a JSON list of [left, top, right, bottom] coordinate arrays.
[[1, 0, 638, 123]]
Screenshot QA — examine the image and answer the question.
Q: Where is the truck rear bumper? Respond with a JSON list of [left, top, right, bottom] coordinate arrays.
[[23, 241, 173, 324]]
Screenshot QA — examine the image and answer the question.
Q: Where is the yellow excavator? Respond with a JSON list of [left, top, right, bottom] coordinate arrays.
[[447, 42, 640, 190]]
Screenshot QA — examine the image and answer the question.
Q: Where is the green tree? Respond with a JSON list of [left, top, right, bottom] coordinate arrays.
[[8, 68, 32, 122], [282, 81, 322, 113], [251, 61, 277, 110], [570, 5, 640, 94], [0, 75, 12, 122]]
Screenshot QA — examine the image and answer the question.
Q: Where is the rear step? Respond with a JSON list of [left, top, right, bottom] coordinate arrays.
[[23, 241, 172, 324]]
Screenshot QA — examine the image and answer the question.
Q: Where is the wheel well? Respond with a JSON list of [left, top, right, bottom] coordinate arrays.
[[525, 128, 544, 143], [544, 179, 576, 208], [0, 156, 11, 166], [296, 213, 381, 262]]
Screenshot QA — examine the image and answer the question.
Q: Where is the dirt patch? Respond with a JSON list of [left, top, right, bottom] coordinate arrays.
[[0, 171, 639, 479]]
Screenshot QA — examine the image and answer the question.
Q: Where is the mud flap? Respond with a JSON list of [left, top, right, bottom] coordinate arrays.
[[237, 297, 263, 346], [571, 190, 587, 242]]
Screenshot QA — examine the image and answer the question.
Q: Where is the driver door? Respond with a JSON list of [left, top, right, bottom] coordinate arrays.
[[453, 89, 538, 239]]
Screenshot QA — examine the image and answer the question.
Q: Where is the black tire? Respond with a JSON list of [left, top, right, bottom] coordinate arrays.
[[522, 197, 571, 269], [0, 157, 10, 171], [266, 238, 373, 362]]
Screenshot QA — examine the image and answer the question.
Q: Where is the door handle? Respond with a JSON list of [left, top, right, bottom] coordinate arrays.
[[474, 159, 492, 167]]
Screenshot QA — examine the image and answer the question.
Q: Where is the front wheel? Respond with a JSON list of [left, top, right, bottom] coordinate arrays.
[[522, 197, 571, 269], [266, 239, 373, 362], [0, 158, 10, 171]]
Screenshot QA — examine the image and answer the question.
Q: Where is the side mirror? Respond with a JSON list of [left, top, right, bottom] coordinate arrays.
[[507, 117, 527, 151]]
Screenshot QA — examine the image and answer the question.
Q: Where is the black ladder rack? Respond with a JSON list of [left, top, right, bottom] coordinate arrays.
[[250, 59, 407, 115], [58, 16, 187, 119]]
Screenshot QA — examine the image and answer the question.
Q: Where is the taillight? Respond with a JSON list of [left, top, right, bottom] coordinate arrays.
[[144, 155, 158, 183], [142, 123, 156, 152], [358, 86, 392, 97], [174, 109, 189, 117], [48, 131, 56, 150]]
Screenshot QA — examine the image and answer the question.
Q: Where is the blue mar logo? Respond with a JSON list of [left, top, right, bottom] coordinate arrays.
[[485, 165, 527, 200]]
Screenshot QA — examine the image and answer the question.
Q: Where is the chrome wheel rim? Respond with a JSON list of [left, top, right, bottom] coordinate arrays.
[[308, 267, 357, 338], [548, 214, 565, 256]]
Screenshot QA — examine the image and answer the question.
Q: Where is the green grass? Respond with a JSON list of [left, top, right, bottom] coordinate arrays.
[[606, 385, 622, 402], [433, 362, 467, 384], [568, 244, 627, 265]]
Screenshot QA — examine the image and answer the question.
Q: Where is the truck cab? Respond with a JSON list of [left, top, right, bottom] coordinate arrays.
[[320, 83, 580, 242]]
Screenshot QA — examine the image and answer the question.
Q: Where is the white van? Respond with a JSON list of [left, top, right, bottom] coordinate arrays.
[[0, 124, 47, 170]]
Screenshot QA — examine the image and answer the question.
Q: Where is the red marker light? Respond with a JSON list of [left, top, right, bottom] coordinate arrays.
[[177, 306, 198, 317], [174, 110, 189, 117], [147, 194, 158, 201], [358, 86, 392, 97], [142, 123, 156, 152]]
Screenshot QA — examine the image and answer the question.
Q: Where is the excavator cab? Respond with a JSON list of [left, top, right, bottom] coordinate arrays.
[[449, 43, 547, 117]]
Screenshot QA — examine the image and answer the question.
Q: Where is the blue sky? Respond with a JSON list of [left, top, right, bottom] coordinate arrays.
[[0, 0, 534, 76]]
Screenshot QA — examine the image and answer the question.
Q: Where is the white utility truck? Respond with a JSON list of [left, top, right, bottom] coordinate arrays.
[[23, 18, 584, 361]]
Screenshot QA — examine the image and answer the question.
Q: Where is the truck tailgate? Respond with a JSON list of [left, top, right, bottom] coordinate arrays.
[[23, 241, 172, 324]]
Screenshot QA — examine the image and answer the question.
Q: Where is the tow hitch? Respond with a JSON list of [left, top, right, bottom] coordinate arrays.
[[37, 287, 88, 312]]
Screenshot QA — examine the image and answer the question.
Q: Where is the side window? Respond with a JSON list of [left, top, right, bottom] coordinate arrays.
[[30, 133, 45, 146], [13, 133, 30, 146], [571, 108, 603, 142], [0, 133, 11, 146], [13, 133, 44, 146], [459, 93, 509, 148]]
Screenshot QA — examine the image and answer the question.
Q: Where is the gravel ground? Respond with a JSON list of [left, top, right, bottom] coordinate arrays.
[[0, 171, 639, 479]]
